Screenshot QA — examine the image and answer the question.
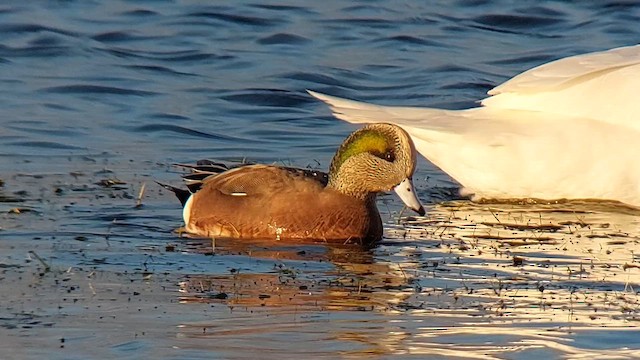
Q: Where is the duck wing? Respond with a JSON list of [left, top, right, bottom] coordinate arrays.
[[175, 160, 327, 192], [159, 161, 328, 206], [197, 164, 328, 198]]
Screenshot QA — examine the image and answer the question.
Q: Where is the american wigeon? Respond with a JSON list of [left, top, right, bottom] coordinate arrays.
[[161, 123, 425, 245]]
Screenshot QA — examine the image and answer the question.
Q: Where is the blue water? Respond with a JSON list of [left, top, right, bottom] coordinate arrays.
[[2, 1, 640, 359]]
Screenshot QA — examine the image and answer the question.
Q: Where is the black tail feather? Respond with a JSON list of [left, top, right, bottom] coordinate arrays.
[[158, 160, 256, 204], [174, 161, 231, 173], [155, 181, 191, 207], [174, 160, 254, 193]]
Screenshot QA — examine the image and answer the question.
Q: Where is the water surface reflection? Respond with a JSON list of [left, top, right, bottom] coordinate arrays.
[[170, 201, 640, 358]]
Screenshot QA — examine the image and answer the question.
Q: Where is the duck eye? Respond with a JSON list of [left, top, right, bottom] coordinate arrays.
[[385, 151, 395, 162], [370, 148, 395, 162], [373, 150, 395, 162]]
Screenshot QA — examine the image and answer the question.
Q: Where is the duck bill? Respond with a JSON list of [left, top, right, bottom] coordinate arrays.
[[394, 178, 425, 216]]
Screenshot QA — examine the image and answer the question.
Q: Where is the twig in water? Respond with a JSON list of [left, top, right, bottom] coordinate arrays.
[[397, 206, 407, 223], [105, 220, 114, 248], [135, 182, 146, 208], [490, 209, 501, 224], [397, 262, 408, 282], [28, 251, 51, 273]]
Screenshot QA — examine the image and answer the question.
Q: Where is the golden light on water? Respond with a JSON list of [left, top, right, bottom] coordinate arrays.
[[174, 200, 640, 357]]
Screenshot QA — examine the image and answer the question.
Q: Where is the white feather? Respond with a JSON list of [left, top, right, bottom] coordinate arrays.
[[309, 45, 640, 206], [183, 194, 194, 228]]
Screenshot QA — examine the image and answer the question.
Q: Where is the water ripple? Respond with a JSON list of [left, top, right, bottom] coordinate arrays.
[[186, 11, 282, 27], [6, 123, 85, 138], [249, 4, 314, 14], [220, 89, 312, 107], [374, 35, 445, 47], [40, 85, 157, 96], [132, 124, 250, 143], [257, 33, 310, 45], [279, 72, 348, 87], [100, 47, 233, 62], [0, 23, 77, 37], [92, 31, 157, 43], [319, 17, 397, 29], [0, 44, 71, 58], [122, 64, 196, 77], [8, 141, 83, 150], [487, 53, 556, 66], [473, 14, 563, 29]]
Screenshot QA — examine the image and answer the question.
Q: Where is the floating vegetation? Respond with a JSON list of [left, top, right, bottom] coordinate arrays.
[[95, 178, 127, 188]]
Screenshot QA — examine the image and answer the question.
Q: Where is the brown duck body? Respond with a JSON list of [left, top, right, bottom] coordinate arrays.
[[165, 123, 425, 245], [185, 164, 382, 244]]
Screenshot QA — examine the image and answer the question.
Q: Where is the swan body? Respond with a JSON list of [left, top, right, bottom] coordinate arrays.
[[309, 45, 640, 206]]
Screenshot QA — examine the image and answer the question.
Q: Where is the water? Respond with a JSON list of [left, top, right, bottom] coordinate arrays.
[[1, 1, 640, 358]]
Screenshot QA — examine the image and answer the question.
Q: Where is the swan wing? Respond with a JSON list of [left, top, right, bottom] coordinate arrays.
[[487, 45, 640, 95], [307, 90, 463, 131], [481, 44, 640, 128]]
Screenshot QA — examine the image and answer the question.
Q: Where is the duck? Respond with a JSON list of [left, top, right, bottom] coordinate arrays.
[[309, 44, 640, 207], [160, 123, 425, 245]]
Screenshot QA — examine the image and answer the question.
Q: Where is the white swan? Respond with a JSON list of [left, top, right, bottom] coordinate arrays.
[[309, 45, 640, 207]]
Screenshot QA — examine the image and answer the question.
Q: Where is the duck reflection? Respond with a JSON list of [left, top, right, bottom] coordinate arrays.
[[176, 236, 417, 311]]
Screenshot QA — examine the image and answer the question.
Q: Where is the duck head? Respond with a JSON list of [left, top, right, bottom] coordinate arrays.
[[328, 123, 425, 216]]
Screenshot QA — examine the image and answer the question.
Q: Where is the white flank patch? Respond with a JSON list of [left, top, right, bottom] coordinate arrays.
[[182, 194, 194, 229]]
